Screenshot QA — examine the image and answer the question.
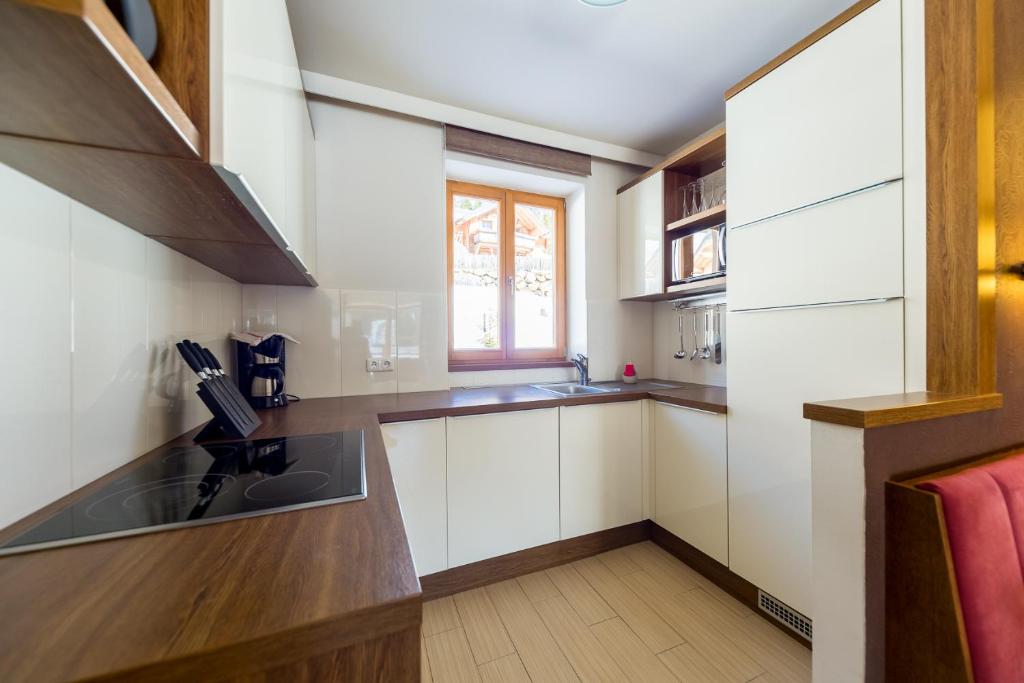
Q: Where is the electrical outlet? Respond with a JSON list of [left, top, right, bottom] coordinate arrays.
[[365, 358, 394, 372]]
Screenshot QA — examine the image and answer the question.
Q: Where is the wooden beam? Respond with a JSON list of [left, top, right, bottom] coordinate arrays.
[[445, 126, 592, 176], [925, 0, 997, 394]]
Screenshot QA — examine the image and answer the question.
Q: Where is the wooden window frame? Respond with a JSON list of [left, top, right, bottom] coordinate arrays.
[[447, 180, 567, 368]]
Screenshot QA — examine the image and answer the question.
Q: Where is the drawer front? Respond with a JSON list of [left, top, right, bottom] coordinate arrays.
[[728, 180, 903, 311], [726, 0, 902, 227]]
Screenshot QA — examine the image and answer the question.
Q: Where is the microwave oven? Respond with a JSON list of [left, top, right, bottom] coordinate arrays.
[[669, 223, 726, 286]]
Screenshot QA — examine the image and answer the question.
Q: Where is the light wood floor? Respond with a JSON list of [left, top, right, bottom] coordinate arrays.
[[420, 541, 811, 683]]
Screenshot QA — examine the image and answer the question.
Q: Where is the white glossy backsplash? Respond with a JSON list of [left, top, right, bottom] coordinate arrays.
[[241, 286, 448, 397], [652, 301, 727, 386], [0, 164, 242, 529]]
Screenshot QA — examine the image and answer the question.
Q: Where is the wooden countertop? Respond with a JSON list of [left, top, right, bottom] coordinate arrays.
[[803, 391, 1003, 428], [265, 380, 727, 425], [0, 379, 724, 681]]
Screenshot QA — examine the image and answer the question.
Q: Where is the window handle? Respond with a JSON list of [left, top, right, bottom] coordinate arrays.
[[508, 276, 514, 286]]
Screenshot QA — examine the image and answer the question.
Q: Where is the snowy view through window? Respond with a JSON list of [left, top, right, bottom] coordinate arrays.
[[451, 194, 556, 350]]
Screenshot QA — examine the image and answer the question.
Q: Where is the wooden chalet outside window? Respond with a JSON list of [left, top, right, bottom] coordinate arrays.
[[446, 180, 567, 369]]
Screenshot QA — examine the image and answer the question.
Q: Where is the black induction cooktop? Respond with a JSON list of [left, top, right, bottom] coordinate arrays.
[[0, 431, 366, 556]]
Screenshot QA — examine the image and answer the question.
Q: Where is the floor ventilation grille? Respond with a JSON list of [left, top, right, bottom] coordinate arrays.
[[758, 590, 812, 641]]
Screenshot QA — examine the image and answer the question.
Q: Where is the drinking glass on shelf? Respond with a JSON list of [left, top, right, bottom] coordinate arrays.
[[692, 178, 704, 216]]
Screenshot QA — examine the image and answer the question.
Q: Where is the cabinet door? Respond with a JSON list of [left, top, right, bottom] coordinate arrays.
[[211, 0, 315, 270], [618, 171, 664, 299], [653, 403, 728, 565], [381, 419, 447, 576], [726, 0, 902, 228], [559, 402, 643, 539], [729, 180, 903, 311], [726, 299, 904, 616], [446, 409, 559, 567]]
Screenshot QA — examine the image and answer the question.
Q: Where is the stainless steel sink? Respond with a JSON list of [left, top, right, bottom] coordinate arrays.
[[531, 383, 620, 396]]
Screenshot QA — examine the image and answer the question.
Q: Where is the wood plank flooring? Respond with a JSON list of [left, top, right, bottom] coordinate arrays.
[[420, 541, 810, 682]]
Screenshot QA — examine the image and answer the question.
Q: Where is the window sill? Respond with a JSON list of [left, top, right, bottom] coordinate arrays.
[[448, 360, 575, 373]]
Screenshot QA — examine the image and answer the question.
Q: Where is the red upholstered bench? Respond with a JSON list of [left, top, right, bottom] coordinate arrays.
[[887, 452, 1024, 683]]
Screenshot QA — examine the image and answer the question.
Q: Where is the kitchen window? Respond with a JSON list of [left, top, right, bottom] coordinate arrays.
[[447, 180, 567, 367]]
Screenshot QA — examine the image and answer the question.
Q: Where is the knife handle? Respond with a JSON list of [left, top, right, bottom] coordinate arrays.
[[184, 340, 214, 374], [201, 347, 226, 375], [176, 342, 207, 378], [195, 345, 221, 376]]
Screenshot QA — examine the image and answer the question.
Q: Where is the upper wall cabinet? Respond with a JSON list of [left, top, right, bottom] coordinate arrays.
[[617, 127, 727, 302], [725, 0, 902, 228], [617, 171, 664, 299], [210, 0, 317, 275], [0, 0, 316, 286]]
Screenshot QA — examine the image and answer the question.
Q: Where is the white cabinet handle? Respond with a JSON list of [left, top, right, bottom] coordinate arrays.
[[653, 401, 721, 415], [729, 177, 902, 233], [730, 296, 901, 314]]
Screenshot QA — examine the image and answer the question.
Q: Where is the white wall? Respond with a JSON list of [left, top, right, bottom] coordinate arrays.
[[652, 300, 727, 386], [241, 101, 449, 397], [258, 100, 654, 394], [585, 159, 654, 381], [0, 163, 242, 529]]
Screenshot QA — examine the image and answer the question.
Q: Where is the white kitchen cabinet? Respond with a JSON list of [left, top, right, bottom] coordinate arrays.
[[559, 402, 643, 539], [209, 0, 317, 275], [726, 0, 902, 228], [726, 299, 904, 616], [446, 409, 560, 567], [653, 402, 728, 565], [618, 171, 664, 299], [729, 180, 904, 311], [380, 419, 447, 576]]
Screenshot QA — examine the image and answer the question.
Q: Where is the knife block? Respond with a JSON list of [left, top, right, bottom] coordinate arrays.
[[193, 382, 259, 440]]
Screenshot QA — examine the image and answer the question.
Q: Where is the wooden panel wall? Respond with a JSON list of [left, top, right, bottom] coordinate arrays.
[[926, 0, 997, 395]]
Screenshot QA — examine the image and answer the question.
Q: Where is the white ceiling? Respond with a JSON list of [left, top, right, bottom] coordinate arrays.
[[285, 0, 855, 156]]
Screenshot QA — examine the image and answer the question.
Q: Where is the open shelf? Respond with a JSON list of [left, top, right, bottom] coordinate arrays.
[[667, 204, 726, 233], [0, 0, 202, 158]]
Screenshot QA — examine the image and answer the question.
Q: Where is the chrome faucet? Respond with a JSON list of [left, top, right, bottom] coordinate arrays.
[[572, 354, 590, 385]]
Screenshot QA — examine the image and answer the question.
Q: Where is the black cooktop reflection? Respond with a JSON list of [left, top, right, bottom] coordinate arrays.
[[0, 431, 365, 556]]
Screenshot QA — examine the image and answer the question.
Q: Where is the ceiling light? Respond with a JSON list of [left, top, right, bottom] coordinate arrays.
[[578, 0, 627, 6]]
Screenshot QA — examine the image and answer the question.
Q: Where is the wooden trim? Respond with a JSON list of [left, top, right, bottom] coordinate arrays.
[[724, 0, 882, 100], [505, 189, 567, 362], [802, 392, 1003, 428], [617, 126, 725, 195], [445, 125, 592, 176], [419, 521, 649, 600], [448, 360, 574, 372], [446, 180, 567, 364], [885, 481, 974, 682], [925, 0, 998, 394], [149, 0, 210, 160], [649, 523, 812, 649], [447, 180, 506, 363]]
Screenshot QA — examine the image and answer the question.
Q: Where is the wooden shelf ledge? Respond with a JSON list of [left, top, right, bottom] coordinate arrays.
[[803, 391, 1004, 429], [666, 204, 726, 232], [617, 126, 726, 195]]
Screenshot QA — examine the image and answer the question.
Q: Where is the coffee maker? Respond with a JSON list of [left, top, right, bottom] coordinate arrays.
[[235, 334, 289, 409]]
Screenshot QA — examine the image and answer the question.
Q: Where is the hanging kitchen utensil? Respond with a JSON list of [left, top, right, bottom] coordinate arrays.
[[701, 307, 713, 360], [690, 309, 700, 360], [674, 312, 687, 359], [713, 306, 723, 365]]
